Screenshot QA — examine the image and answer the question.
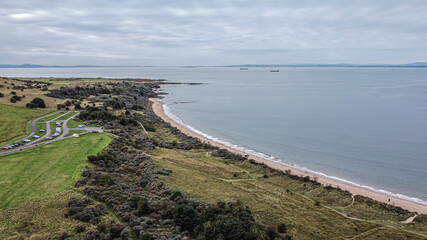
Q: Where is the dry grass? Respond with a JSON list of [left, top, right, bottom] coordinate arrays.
[[148, 147, 427, 240], [0, 190, 116, 240]]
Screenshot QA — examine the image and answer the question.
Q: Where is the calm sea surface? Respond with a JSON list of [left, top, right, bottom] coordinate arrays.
[[1, 67, 426, 203]]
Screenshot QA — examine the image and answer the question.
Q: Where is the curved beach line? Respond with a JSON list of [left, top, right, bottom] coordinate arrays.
[[150, 98, 427, 214]]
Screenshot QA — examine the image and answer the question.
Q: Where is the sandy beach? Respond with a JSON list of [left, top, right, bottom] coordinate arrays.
[[150, 98, 427, 214]]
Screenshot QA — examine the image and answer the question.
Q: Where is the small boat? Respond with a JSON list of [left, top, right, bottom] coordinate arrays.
[[240, 68, 249, 70], [270, 70, 280, 72]]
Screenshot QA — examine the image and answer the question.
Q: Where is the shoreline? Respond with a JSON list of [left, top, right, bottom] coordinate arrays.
[[149, 97, 427, 214]]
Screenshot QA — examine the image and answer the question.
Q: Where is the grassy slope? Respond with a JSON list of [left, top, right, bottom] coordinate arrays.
[[0, 104, 48, 143], [148, 148, 426, 240], [0, 133, 112, 209], [0, 190, 109, 240]]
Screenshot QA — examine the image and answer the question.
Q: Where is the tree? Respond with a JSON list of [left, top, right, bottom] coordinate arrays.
[[174, 204, 198, 231], [31, 98, 46, 108], [0, 92, 4, 97], [75, 104, 82, 110]]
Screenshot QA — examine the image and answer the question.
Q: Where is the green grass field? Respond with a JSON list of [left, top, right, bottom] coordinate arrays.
[[57, 112, 78, 121], [149, 148, 427, 240], [67, 119, 97, 128], [50, 121, 62, 134], [65, 130, 87, 137], [39, 111, 63, 121], [0, 104, 48, 144], [0, 133, 112, 209], [35, 122, 47, 138]]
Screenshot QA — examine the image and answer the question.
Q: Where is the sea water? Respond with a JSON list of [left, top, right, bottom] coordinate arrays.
[[1, 66, 426, 203]]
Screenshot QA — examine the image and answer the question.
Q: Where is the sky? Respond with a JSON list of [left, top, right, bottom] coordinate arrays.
[[1, 0, 427, 66]]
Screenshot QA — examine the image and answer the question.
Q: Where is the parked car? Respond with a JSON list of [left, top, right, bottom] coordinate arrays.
[[46, 137, 53, 140], [22, 139, 31, 143], [32, 135, 40, 139], [78, 125, 84, 128], [2, 147, 9, 150], [39, 129, 45, 132]]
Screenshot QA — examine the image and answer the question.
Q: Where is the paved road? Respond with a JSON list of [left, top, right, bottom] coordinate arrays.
[[0, 111, 103, 157], [29, 111, 71, 145]]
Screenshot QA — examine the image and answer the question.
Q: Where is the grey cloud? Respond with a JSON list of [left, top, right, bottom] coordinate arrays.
[[0, 0, 426, 65]]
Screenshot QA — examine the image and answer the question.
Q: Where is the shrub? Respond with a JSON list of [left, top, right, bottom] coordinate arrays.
[[174, 203, 198, 231], [140, 233, 152, 240], [170, 191, 182, 201], [10, 97, 16, 103], [144, 124, 156, 132], [97, 223, 108, 233], [74, 224, 85, 233], [277, 223, 287, 233], [128, 196, 142, 209], [59, 232, 69, 240], [95, 174, 113, 186], [0, 92, 3, 97], [110, 223, 125, 238], [136, 198, 152, 216], [11, 91, 16, 95]]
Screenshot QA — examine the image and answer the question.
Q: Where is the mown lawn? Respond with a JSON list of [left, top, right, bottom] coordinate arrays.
[[67, 119, 98, 128], [0, 133, 112, 209], [57, 111, 78, 121], [35, 122, 47, 138], [148, 148, 426, 240], [39, 111, 64, 121], [0, 104, 48, 143]]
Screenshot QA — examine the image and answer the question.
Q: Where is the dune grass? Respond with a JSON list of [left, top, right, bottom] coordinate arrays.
[[0, 133, 112, 209], [148, 148, 426, 240], [0, 104, 48, 143]]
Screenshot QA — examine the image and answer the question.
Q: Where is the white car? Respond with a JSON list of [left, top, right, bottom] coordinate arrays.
[[32, 135, 40, 139], [22, 139, 31, 143], [39, 129, 45, 132], [46, 137, 53, 140], [78, 125, 84, 128]]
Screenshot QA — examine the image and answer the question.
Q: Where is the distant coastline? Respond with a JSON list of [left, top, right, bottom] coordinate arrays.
[[2, 62, 427, 68], [150, 97, 427, 214]]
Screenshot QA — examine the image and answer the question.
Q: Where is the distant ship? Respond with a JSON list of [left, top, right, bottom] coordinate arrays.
[[270, 70, 280, 72], [240, 68, 249, 70]]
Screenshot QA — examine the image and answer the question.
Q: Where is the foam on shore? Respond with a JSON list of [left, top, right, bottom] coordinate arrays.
[[163, 103, 427, 206]]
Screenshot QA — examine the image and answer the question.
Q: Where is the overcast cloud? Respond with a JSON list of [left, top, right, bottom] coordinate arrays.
[[1, 0, 427, 65]]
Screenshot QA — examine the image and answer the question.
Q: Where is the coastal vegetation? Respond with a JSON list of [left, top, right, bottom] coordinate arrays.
[[0, 77, 425, 239]]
